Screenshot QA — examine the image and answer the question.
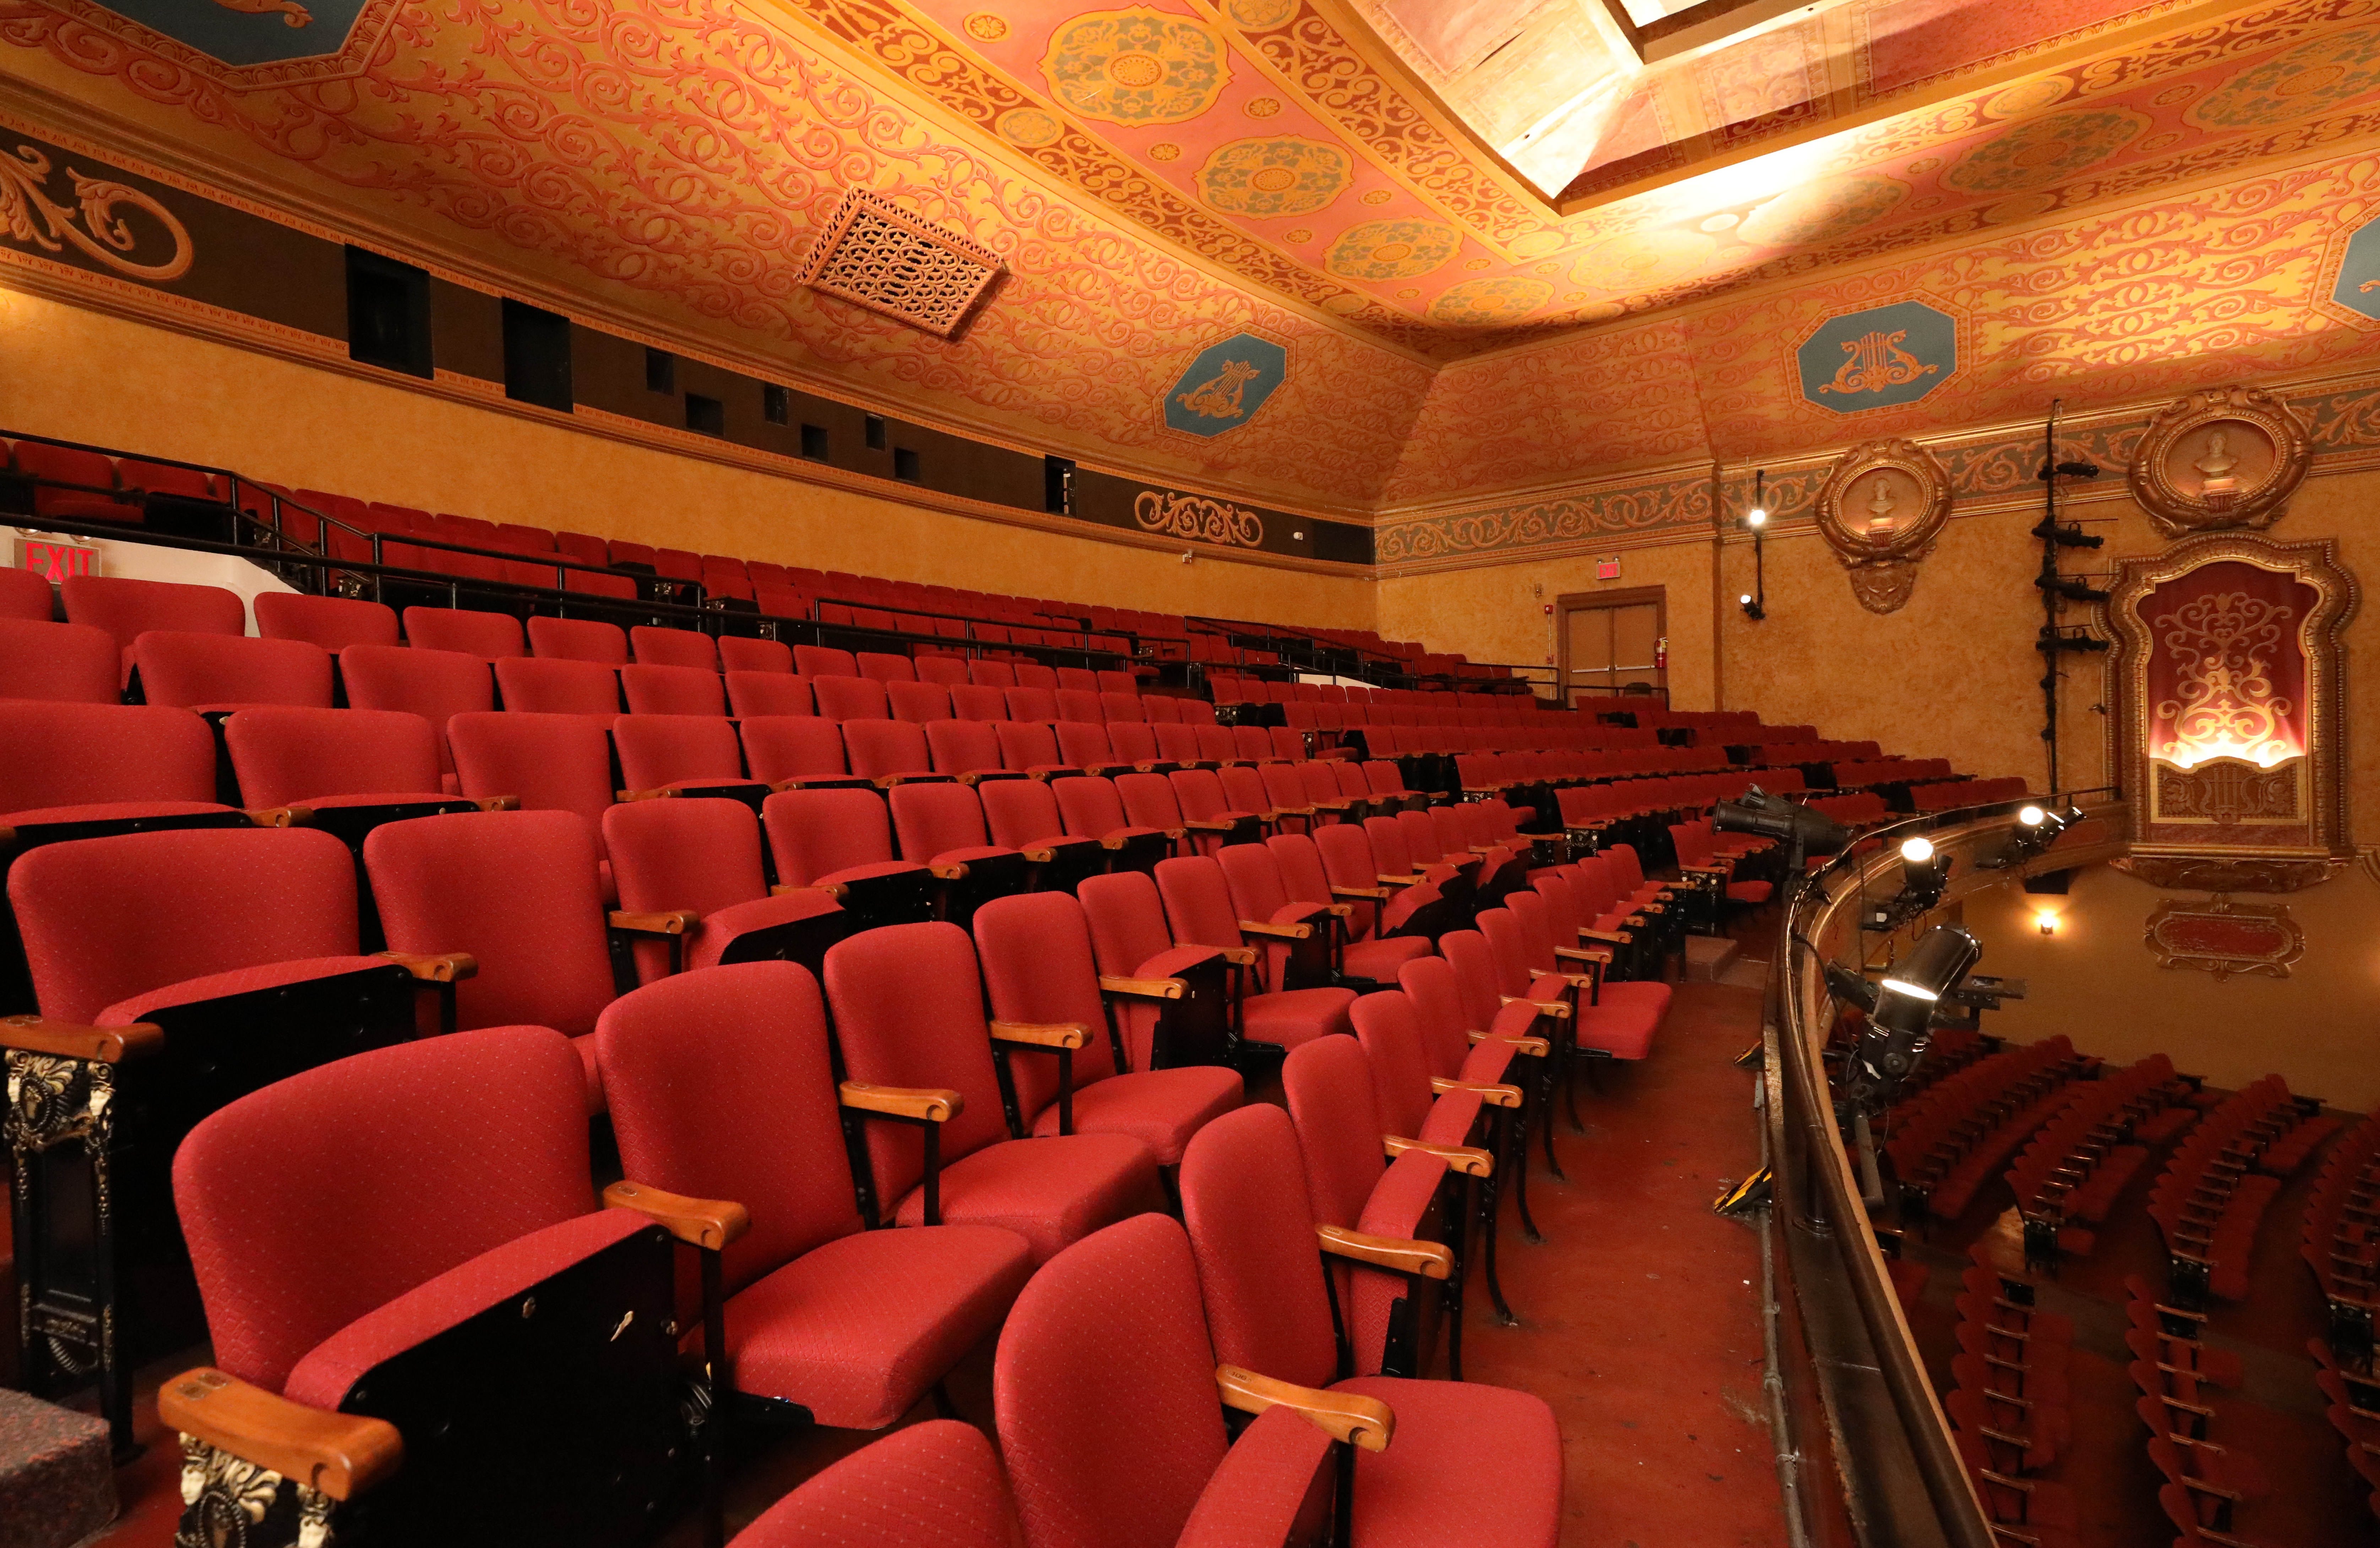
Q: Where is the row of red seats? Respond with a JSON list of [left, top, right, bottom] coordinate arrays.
[[2006, 1056, 2202, 1262], [1948, 1245, 2083, 1546], [1880, 1035, 2092, 1220], [2149, 1076, 2334, 1301], [2128, 1279, 2280, 1547], [1832, 757, 1956, 786], [1211, 674, 1521, 708], [1746, 737, 1880, 765], [2301, 1110, 2380, 1323], [2313, 1338, 2380, 1522], [1911, 776, 2031, 811], [1556, 770, 1809, 836], [2, 436, 224, 526]]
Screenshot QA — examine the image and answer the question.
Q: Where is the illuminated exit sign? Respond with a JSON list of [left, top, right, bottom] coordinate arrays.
[[1594, 556, 1620, 580], [14, 536, 98, 583]]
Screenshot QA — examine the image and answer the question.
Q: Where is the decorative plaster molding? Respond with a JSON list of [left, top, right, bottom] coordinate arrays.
[[2142, 895, 2305, 980]]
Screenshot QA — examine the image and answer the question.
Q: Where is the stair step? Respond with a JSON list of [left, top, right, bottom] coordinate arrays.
[[1684, 935, 1740, 982], [0, 1388, 115, 1548]]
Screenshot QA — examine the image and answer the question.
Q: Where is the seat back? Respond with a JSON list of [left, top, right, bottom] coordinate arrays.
[[1363, 760, 1406, 797], [822, 922, 1011, 1191], [914, 655, 971, 687], [1472, 908, 1536, 1000], [1196, 724, 1237, 763], [1436, 928, 1505, 1032], [889, 781, 996, 863], [225, 706, 444, 807], [1396, 956, 1478, 1078], [814, 675, 890, 721], [630, 626, 717, 671], [1265, 834, 1334, 913], [1177, 1104, 1339, 1390], [978, 777, 1066, 849], [1152, 724, 1202, 764], [1006, 686, 1059, 723], [63, 575, 243, 677], [620, 663, 727, 717], [339, 645, 494, 780], [726, 670, 813, 719], [991, 1214, 1228, 1548], [495, 654, 620, 718], [1098, 692, 1144, 724], [1014, 663, 1059, 691], [10, 826, 359, 1024], [1230, 726, 1271, 762], [1167, 769, 1232, 823], [449, 712, 615, 862], [614, 714, 745, 791], [887, 680, 952, 723], [951, 684, 1007, 722], [1106, 721, 1160, 765], [762, 788, 897, 886], [257, 594, 400, 652], [1258, 763, 1309, 817], [403, 607, 523, 658], [1114, 772, 1184, 832], [1142, 695, 1181, 724], [734, 1421, 1021, 1548], [365, 810, 615, 1035], [1053, 775, 1130, 838], [717, 636, 793, 674], [974, 891, 1122, 1119], [1215, 764, 1269, 815], [741, 716, 849, 783], [855, 650, 916, 684], [1347, 990, 1438, 1139], [1280, 1034, 1388, 1229], [793, 645, 857, 677], [1152, 855, 1245, 960], [995, 720, 1064, 772], [844, 719, 932, 779], [0, 566, 53, 621], [0, 618, 119, 703], [175, 1025, 596, 1394], [967, 660, 1016, 689], [527, 615, 628, 665], [603, 799, 770, 983], [924, 719, 1002, 779], [1054, 721, 1113, 770], [135, 633, 332, 709]]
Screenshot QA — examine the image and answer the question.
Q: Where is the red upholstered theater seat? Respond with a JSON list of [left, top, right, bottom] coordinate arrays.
[[855, 650, 916, 683], [223, 707, 471, 833], [630, 624, 718, 671], [597, 965, 1032, 1438], [12, 440, 142, 524], [620, 662, 728, 716], [814, 674, 890, 720], [1076, 869, 1246, 1074], [0, 701, 243, 857], [63, 574, 244, 686], [402, 606, 525, 659], [844, 718, 946, 786], [446, 711, 617, 898], [1053, 774, 1169, 872], [977, 776, 1105, 892], [1156, 854, 1355, 1056], [762, 788, 936, 926], [1005, 685, 1059, 723], [0, 617, 120, 704], [0, 565, 55, 621], [923, 718, 1011, 785], [887, 680, 952, 723], [602, 798, 847, 983], [256, 593, 400, 653], [1167, 769, 1266, 853], [364, 809, 619, 1110], [967, 660, 1016, 689], [725, 670, 813, 719], [822, 921, 1159, 1264], [339, 644, 495, 786], [613, 713, 762, 801], [526, 614, 628, 665], [974, 890, 1242, 1163], [167, 1026, 684, 1547], [793, 644, 857, 677], [914, 654, 971, 687], [494, 654, 620, 719], [729, 1421, 1022, 1548], [888, 781, 1026, 921], [132, 632, 333, 713], [717, 635, 793, 674], [741, 715, 869, 790]]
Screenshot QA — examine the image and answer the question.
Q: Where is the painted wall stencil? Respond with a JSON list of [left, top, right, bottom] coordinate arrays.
[[1163, 333, 1288, 438], [798, 189, 1005, 340], [1042, 9, 1229, 125], [1811, 437, 1952, 613], [2125, 386, 2311, 537], [2322, 210, 2380, 328], [1796, 301, 1957, 412]]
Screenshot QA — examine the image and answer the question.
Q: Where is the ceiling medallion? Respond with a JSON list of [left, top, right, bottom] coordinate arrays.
[[1812, 438, 1952, 615], [2141, 894, 2304, 980], [2125, 385, 2311, 537], [799, 189, 1005, 340], [1042, 9, 1228, 126]]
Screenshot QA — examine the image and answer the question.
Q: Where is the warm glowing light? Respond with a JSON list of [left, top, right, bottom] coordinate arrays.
[[2018, 805, 2047, 827], [1739, 593, 1753, 605], [1745, 508, 1767, 527], [1878, 974, 1937, 1001], [2034, 911, 2059, 936], [2159, 737, 2299, 771], [1899, 836, 1934, 863]]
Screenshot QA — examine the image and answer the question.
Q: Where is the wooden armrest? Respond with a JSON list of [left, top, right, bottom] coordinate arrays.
[[1316, 1223, 1452, 1280], [0, 1014, 164, 1063], [1470, 1029, 1549, 1056], [1215, 1365, 1392, 1453], [1500, 994, 1570, 1019], [1978, 1470, 2033, 1492], [1098, 974, 1187, 1000], [1332, 884, 1391, 900], [615, 786, 676, 803], [1377, 873, 1421, 888], [2175, 1476, 2242, 1503], [376, 951, 477, 983], [1384, 1134, 1492, 1176], [1219, 945, 1260, 966], [1554, 945, 1613, 965], [2155, 1301, 2207, 1322], [1183, 819, 1238, 832], [1430, 1076, 1522, 1108], [2156, 1394, 2216, 1418], [771, 882, 844, 900], [609, 909, 698, 936], [159, 1368, 401, 1502], [929, 862, 972, 881], [839, 1081, 961, 1122], [1677, 863, 1729, 876], [1324, 902, 1354, 918], [2192, 1531, 2260, 1548], [1239, 919, 1313, 940], [244, 806, 305, 828], [1578, 927, 1631, 945], [602, 1180, 750, 1251], [989, 1020, 1088, 1050], [471, 795, 521, 812]]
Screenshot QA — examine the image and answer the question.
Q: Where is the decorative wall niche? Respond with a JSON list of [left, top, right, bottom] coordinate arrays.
[[2105, 533, 2358, 892], [1811, 437, 1952, 614], [2124, 385, 2311, 538]]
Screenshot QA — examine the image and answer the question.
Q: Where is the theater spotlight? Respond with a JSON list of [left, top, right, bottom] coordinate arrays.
[[1838, 924, 1983, 1116], [1739, 592, 1765, 621], [2012, 802, 2072, 853], [1715, 786, 1849, 855], [1740, 469, 1767, 621], [1864, 833, 1953, 931], [1822, 960, 1878, 1014]]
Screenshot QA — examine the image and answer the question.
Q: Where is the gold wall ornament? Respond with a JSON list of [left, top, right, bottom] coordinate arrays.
[[2125, 385, 2311, 537], [1133, 489, 1264, 548], [214, 0, 312, 23], [2106, 532, 2359, 876], [1811, 438, 1952, 615], [2141, 894, 2304, 980], [797, 189, 1005, 341], [0, 145, 195, 283]]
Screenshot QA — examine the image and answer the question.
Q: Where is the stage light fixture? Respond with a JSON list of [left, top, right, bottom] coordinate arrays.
[[1740, 469, 1768, 621], [1714, 786, 1849, 856], [1839, 924, 1984, 1116]]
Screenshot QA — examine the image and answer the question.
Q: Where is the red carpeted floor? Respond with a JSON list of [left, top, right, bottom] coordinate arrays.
[[75, 978, 1790, 1548]]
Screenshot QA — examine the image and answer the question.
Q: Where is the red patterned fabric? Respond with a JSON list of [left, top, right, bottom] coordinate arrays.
[[1336, 1377, 1562, 1548], [726, 672, 813, 719], [174, 1025, 597, 1394], [98, 955, 390, 1027], [925, 719, 1003, 778], [764, 789, 902, 887], [614, 714, 746, 793], [1054, 776, 1161, 844], [1282, 1036, 1398, 1231], [815, 676, 890, 721], [133, 632, 332, 711], [686, 890, 843, 973], [621, 664, 727, 717], [449, 711, 615, 862], [847, 720, 936, 781], [718, 637, 792, 675], [341, 645, 495, 779], [287, 1209, 648, 1409], [630, 626, 718, 671], [2, 799, 230, 829], [493, 655, 621, 719], [794, 645, 857, 678], [224, 706, 445, 809], [0, 565, 53, 621], [1158, 855, 1353, 1049], [733, 1420, 1025, 1548], [743, 715, 851, 782], [365, 812, 614, 1102], [62, 574, 242, 683], [604, 798, 770, 983], [979, 778, 1087, 854], [527, 615, 627, 665], [1351, 991, 1477, 1144], [890, 783, 1007, 866], [2142, 559, 2315, 767], [1177, 1105, 1341, 1389], [993, 1215, 1228, 1548], [10, 826, 359, 1024], [1173, 1407, 1333, 1548], [0, 618, 122, 703], [402, 607, 523, 658], [888, 681, 953, 724]]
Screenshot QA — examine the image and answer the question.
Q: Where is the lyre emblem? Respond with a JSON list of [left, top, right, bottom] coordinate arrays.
[[1817, 329, 1938, 397], [1175, 359, 1262, 422]]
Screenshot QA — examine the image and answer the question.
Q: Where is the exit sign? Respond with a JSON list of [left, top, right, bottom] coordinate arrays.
[[14, 536, 98, 583], [1595, 556, 1620, 579]]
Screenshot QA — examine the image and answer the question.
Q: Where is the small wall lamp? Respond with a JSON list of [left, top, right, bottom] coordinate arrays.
[[1740, 469, 1767, 621]]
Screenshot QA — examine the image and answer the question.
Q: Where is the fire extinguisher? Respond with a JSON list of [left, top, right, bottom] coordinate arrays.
[[1654, 637, 1668, 672]]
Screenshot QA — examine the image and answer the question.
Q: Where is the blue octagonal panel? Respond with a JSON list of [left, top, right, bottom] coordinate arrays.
[[96, 1, 371, 67], [2332, 215, 2380, 323], [1797, 301, 1957, 413], [1164, 334, 1288, 438]]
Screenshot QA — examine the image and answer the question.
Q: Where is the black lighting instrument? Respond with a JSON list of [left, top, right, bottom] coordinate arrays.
[[1837, 923, 1983, 1118], [2035, 401, 2110, 790], [1739, 469, 1768, 621]]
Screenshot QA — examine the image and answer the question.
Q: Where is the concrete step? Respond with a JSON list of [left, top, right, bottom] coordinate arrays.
[[0, 1388, 115, 1548], [1684, 934, 1740, 982]]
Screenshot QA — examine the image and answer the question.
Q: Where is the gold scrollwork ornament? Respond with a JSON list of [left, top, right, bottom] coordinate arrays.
[[1132, 489, 1264, 548], [2125, 385, 2310, 538], [1811, 438, 1953, 615], [0, 145, 194, 283]]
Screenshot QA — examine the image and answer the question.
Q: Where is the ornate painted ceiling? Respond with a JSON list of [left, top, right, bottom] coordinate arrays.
[[2, 0, 2380, 517]]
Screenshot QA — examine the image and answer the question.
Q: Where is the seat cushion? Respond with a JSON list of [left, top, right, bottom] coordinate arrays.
[[890, 1133, 1158, 1265], [725, 1224, 1033, 1429], [688, 888, 844, 973], [1028, 1066, 1244, 1165], [286, 1209, 649, 1409], [930, 845, 1018, 870], [1335, 1375, 1561, 1548], [1344, 935, 1432, 981], [1574, 991, 1661, 1060], [291, 792, 459, 811], [3, 800, 235, 828], [816, 860, 931, 889], [1241, 987, 1356, 1050], [97, 955, 396, 1026]]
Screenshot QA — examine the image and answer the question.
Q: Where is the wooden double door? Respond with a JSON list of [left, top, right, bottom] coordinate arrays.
[[1557, 588, 1666, 706]]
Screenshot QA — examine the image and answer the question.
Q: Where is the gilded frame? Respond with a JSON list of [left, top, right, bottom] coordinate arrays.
[[2104, 533, 2358, 885], [1811, 437, 1953, 615], [2124, 385, 2312, 539]]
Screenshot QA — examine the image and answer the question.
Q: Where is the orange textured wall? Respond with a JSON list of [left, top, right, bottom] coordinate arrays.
[[1965, 866, 2380, 1113], [0, 289, 1376, 631]]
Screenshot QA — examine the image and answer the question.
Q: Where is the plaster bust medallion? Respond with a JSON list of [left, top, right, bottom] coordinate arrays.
[[1812, 437, 1953, 613], [2125, 385, 2310, 537]]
